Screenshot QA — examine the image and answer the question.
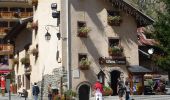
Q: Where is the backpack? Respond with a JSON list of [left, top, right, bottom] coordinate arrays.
[[33, 86, 40, 95]]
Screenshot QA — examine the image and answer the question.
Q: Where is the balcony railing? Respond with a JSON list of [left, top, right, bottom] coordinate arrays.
[[0, 44, 14, 55], [0, 12, 13, 18], [0, 11, 33, 18], [20, 12, 33, 18]]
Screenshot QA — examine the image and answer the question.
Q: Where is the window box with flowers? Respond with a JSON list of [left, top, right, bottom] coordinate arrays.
[[103, 86, 113, 96], [79, 58, 91, 70], [108, 15, 122, 26], [20, 56, 30, 65], [108, 46, 123, 56], [77, 27, 91, 38]]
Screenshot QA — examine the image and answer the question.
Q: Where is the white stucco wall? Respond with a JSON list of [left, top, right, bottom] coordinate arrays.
[[31, 0, 62, 83], [69, 0, 139, 90]]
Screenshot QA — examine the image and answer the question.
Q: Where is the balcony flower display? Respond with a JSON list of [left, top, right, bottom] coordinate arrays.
[[103, 86, 113, 96], [77, 27, 91, 37], [108, 46, 123, 56], [79, 58, 91, 70], [31, 48, 38, 56], [108, 15, 122, 26]]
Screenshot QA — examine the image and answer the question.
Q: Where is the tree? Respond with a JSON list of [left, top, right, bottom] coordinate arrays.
[[153, 0, 170, 79]]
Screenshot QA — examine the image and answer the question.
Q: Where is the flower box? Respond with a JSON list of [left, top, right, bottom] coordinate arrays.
[[79, 58, 91, 70], [77, 27, 91, 38], [20, 57, 30, 65], [108, 46, 123, 56], [108, 16, 122, 26], [103, 86, 113, 96]]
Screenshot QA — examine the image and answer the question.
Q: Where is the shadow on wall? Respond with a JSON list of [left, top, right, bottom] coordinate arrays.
[[71, 0, 112, 32]]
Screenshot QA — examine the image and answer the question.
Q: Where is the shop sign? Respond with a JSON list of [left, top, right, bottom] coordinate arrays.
[[99, 57, 126, 65]]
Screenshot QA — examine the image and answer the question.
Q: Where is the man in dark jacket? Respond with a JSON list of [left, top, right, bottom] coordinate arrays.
[[32, 82, 40, 100]]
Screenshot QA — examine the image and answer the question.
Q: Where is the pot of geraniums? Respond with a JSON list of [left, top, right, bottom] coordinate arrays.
[[108, 46, 123, 56], [77, 27, 91, 37], [103, 85, 113, 96], [79, 58, 91, 70], [108, 15, 121, 26]]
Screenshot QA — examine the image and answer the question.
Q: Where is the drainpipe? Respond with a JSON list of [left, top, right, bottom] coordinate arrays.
[[66, 0, 71, 90]]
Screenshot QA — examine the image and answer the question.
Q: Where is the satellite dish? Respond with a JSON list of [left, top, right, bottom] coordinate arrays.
[[148, 48, 154, 54]]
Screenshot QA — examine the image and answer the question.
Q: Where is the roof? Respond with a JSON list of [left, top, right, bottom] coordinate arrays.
[[4, 16, 33, 40], [110, 0, 154, 26], [128, 65, 152, 74]]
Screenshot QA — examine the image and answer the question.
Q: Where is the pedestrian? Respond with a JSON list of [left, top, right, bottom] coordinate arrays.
[[48, 84, 52, 100], [93, 79, 103, 100], [32, 82, 40, 100], [125, 81, 132, 100], [117, 77, 125, 100]]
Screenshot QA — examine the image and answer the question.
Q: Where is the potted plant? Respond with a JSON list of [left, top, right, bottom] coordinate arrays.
[[63, 90, 77, 100], [77, 27, 91, 37], [103, 86, 113, 96], [108, 15, 122, 26], [79, 58, 91, 70], [108, 46, 123, 56], [31, 48, 38, 56], [20, 56, 30, 65]]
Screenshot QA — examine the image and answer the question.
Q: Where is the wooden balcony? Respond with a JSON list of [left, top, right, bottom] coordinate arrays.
[[19, 12, 33, 18], [0, 27, 9, 35], [0, 44, 14, 55], [0, 12, 13, 18]]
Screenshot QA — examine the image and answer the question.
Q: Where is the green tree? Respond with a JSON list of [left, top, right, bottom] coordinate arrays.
[[153, 0, 170, 79]]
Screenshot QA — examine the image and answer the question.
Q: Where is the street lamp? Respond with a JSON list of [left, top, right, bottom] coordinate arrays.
[[45, 31, 51, 41]]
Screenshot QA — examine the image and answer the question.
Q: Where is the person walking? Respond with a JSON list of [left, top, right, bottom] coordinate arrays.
[[48, 84, 52, 100], [93, 80, 103, 100], [125, 81, 132, 100], [117, 77, 125, 100], [32, 82, 40, 100]]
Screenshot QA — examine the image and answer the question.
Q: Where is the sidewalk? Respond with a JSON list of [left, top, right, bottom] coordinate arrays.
[[0, 93, 32, 100]]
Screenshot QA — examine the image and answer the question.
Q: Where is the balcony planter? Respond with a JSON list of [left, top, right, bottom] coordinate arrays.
[[1, 12, 12, 18], [108, 16, 122, 26], [79, 58, 91, 70], [103, 86, 113, 96], [28, 0, 38, 6], [20, 56, 30, 65], [77, 27, 91, 38], [108, 46, 123, 56]]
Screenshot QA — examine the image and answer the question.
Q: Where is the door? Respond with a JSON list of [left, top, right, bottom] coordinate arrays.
[[78, 84, 90, 100], [110, 70, 121, 95]]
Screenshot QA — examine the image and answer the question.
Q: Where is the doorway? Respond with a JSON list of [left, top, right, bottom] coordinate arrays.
[[78, 84, 90, 100], [110, 70, 121, 95]]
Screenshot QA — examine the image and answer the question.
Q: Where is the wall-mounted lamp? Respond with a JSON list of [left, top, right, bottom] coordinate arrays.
[[45, 26, 51, 41], [56, 33, 61, 40], [51, 3, 57, 10]]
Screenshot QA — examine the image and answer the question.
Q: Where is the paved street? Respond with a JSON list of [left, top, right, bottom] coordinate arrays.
[[0, 93, 32, 100]]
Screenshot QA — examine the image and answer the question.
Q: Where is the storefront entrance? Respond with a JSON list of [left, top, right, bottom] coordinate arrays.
[[78, 84, 90, 100], [110, 70, 121, 95]]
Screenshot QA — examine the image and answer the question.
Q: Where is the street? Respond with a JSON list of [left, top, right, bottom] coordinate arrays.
[[0, 93, 31, 100]]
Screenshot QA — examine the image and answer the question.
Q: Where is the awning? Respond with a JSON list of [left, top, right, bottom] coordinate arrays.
[[128, 65, 152, 74], [0, 70, 11, 74]]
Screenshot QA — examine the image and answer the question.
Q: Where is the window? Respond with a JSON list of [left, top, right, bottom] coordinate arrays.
[[26, 8, 33, 12], [0, 21, 8, 27], [109, 38, 119, 47], [78, 53, 87, 62], [0, 7, 8, 11], [9, 21, 17, 27], [77, 21, 86, 29], [107, 10, 120, 16]]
